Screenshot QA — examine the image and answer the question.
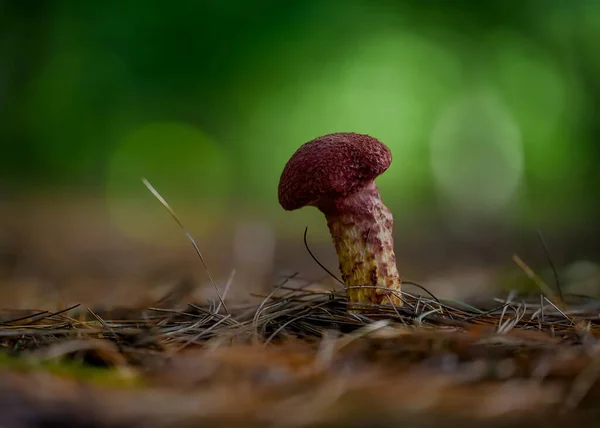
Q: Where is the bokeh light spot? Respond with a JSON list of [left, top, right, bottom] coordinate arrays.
[[106, 121, 231, 244], [429, 88, 524, 219]]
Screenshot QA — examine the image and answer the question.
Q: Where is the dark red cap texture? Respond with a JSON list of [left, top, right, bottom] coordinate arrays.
[[278, 132, 392, 211]]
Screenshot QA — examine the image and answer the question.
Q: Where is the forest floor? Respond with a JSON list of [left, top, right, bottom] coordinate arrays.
[[1, 195, 600, 428], [2, 277, 600, 427]]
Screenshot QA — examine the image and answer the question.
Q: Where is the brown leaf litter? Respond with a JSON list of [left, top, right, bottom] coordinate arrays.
[[1, 283, 600, 427]]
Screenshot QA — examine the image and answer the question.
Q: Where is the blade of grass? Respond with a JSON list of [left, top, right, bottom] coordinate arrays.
[[142, 178, 228, 314]]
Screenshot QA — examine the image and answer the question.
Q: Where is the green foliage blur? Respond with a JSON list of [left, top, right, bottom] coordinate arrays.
[[1, 0, 599, 229]]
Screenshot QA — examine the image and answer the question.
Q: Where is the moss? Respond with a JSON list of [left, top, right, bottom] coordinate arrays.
[[0, 352, 144, 389]]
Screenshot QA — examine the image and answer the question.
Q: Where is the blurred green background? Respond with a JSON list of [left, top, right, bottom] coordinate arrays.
[[1, 0, 599, 247], [2, 0, 600, 306]]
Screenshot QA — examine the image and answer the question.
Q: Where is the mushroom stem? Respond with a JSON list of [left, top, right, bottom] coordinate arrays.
[[317, 182, 402, 309]]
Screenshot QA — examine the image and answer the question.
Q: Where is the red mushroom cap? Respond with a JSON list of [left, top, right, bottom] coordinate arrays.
[[278, 132, 392, 211]]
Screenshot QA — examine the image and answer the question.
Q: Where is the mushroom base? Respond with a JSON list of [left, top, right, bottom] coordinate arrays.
[[318, 183, 403, 310]]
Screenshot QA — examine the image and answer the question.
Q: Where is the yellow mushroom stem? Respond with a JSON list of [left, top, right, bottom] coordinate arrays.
[[316, 182, 402, 310]]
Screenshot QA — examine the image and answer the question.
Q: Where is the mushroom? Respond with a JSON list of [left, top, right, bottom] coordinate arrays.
[[278, 132, 402, 309]]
